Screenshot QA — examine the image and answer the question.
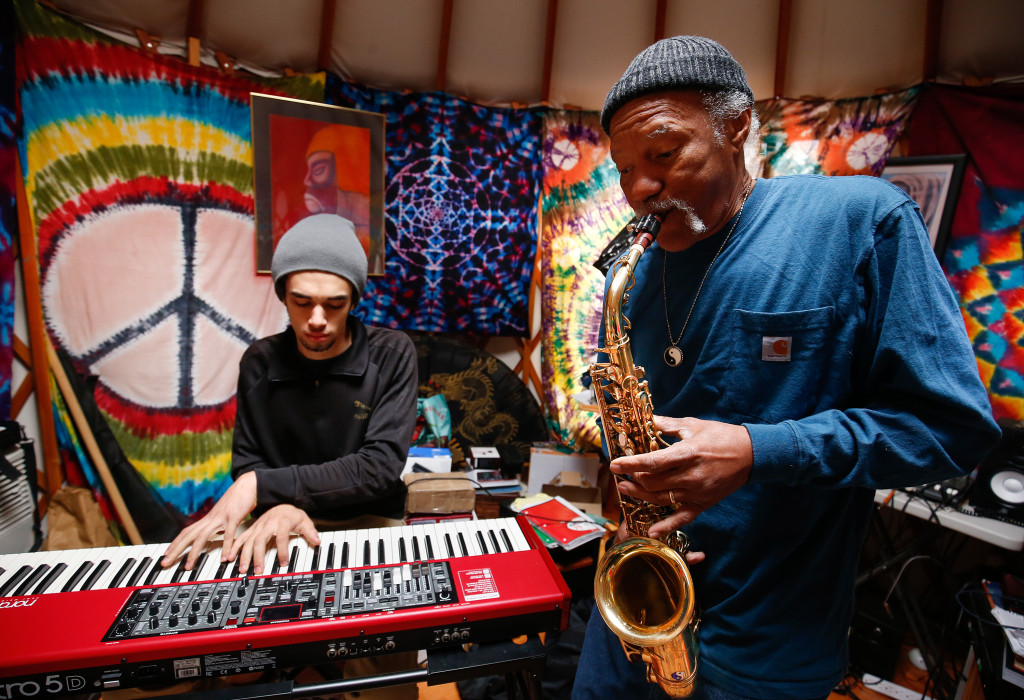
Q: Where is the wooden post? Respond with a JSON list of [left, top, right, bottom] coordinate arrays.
[[654, 0, 667, 42], [541, 0, 558, 103], [436, 0, 453, 92], [774, 0, 792, 98], [46, 339, 143, 545], [318, 0, 336, 72], [923, 0, 943, 82], [13, 151, 62, 498], [186, 0, 204, 67]]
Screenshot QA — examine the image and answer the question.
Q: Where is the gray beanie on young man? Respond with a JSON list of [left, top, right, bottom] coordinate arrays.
[[271, 214, 367, 300], [601, 35, 753, 133]]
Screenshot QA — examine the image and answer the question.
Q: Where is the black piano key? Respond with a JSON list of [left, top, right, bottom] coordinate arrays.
[[412, 536, 421, 561], [288, 545, 300, 572], [311, 545, 320, 571], [144, 559, 163, 586], [270, 555, 281, 575], [63, 561, 94, 592], [214, 560, 229, 581], [0, 565, 32, 596], [425, 536, 434, 560], [476, 531, 488, 554], [34, 563, 67, 595], [109, 558, 136, 588], [398, 537, 408, 563], [362, 541, 370, 567], [81, 560, 110, 590], [489, 530, 502, 553], [14, 564, 50, 596], [500, 528, 514, 552], [327, 543, 336, 570], [444, 533, 454, 558], [127, 558, 152, 587], [230, 558, 241, 579], [188, 553, 208, 582], [170, 556, 188, 583], [377, 539, 385, 566], [456, 533, 468, 557], [246, 561, 256, 577]]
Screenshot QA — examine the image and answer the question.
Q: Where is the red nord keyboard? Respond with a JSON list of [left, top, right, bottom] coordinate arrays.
[[0, 516, 570, 699]]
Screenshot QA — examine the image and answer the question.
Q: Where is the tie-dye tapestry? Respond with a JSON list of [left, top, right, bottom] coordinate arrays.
[[0, 0, 16, 421], [900, 83, 1024, 421], [757, 88, 919, 176], [540, 111, 631, 450], [16, 0, 323, 519], [325, 76, 541, 336]]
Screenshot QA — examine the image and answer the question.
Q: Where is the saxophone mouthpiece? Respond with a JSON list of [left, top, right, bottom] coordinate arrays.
[[630, 214, 662, 250]]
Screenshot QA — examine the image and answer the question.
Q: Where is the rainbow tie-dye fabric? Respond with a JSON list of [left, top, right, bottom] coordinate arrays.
[[16, 0, 323, 517], [902, 83, 1024, 421]]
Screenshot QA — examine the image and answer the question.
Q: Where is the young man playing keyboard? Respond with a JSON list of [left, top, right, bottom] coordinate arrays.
[[162, 213, 420, 699]]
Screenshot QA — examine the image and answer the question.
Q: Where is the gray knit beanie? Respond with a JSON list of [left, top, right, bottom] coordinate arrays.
[[601, 35, 753, 133], [271, 214, 367, 300]]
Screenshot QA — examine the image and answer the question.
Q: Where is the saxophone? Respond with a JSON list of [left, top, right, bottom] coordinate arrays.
[[589, 214, 700, 698]]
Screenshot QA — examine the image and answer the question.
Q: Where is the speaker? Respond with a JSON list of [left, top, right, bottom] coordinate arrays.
[[970, 418, 1024, 519]]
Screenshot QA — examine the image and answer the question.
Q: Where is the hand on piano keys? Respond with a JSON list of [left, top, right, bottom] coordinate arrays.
[[227, 504, 321, 575], [160, 471, 258, 571], [0, 518, 533, 599]]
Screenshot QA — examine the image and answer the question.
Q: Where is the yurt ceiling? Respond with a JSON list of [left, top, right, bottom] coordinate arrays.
[[42, 0, 1024, 111]]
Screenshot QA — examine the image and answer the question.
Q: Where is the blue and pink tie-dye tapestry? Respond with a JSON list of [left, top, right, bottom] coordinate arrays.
[[326, 76, 542, 336], [901, 83, 1024, 421], [16, 0, 323, 519]]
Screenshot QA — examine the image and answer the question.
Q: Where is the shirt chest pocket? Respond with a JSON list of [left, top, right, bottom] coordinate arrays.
[[723, 306, 836, 422]]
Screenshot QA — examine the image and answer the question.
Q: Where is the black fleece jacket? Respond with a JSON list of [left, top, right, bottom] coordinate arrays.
[[230, 318, 417, 520]]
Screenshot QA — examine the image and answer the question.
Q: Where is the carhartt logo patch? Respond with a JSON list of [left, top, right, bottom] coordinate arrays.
[[762, 336, 792, 362]]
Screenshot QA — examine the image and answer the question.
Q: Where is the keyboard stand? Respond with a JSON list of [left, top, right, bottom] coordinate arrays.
[[160, 635, 546, 700]]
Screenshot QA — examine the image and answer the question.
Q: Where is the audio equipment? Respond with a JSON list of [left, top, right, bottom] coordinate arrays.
[[970, 419, 1024, 521], [0, 516, 570, 699]]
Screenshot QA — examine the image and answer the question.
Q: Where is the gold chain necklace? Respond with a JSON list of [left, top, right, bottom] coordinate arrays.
[[661, 181, 753, 367]]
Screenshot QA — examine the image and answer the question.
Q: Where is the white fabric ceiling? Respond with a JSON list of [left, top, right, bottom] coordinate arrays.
[[42, 0, 1024, 110]]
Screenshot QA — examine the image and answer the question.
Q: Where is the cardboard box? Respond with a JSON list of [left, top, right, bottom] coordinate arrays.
[[541, 470, 603, 517], [404, 472, 475, 515], [526, 446, 602, 497]]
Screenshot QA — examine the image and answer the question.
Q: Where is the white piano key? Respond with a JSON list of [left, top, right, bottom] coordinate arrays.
[[37, 548, 89, 594], [366, 527, 381, 566], [12, 550, 60, 596], [503, 517, 531, 552], [191, 543, 224, 582], [288, 538, 312, 574], [318, 530, 341, 570]]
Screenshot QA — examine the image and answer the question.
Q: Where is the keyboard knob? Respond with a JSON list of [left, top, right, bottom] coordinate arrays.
[[191, 600, 201, 612], [168, 615, 179, 627], [148, 617, 159, 630], [170, 602, 180, 615], [211, 597, 222, 610], [149, 602, 160, 615], [188, 613, 198, 626], [207, 612, 216, 624]]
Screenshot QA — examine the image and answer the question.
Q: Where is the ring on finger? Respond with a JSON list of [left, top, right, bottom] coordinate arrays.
[[668, 489, 678, 506]]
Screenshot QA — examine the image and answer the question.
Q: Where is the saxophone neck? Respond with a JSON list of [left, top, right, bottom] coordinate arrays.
[[604, 215, 662, 348]]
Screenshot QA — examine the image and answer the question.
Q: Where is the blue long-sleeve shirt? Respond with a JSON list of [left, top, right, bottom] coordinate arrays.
[[605, 174, 999, 697]]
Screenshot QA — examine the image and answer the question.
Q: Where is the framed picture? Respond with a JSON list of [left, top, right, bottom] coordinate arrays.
[[251, 93, 386, 275], [880, 155, 967, 261]]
